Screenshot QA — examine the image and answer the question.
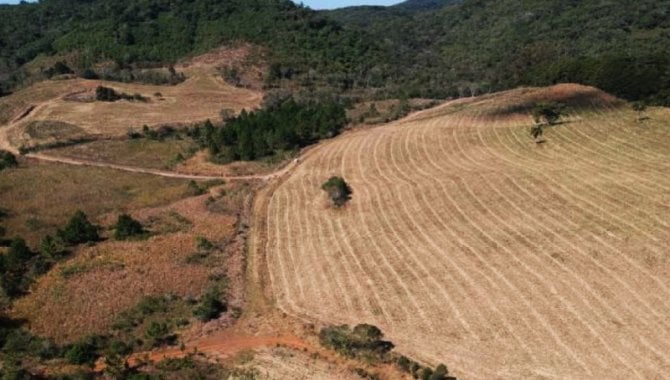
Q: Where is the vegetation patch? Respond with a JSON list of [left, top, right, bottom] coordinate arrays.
[[189, 98, 346, 162], [0, 150, 17, 171], [95, 86, 148, 103], [322, 176, 352, 207]]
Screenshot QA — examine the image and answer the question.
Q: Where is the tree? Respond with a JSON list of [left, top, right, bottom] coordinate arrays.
[[39, 235, 65, 258], [322, 176, 352, 207], [0, 150, 18, 171], [57, 211, 99, 246], [532, 102, 562, 125], [113, 214, 144, 240], [193, 286, 226, 322]]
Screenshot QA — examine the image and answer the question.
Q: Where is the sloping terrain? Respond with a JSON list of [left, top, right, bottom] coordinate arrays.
[[263, 84, 670, 378], [0, 47, 262, 152]]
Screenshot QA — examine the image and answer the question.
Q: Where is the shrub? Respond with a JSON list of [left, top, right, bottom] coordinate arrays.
[[95, 86, 147, 102], [57, 211, 100, 246], [65, 340, 98, 365], [113, 214, 145, 240], [322, 176, 352, 207], [193, 286, 226, 322], [0, 150, 18, 171], [532, 102, 563, 125], [319, 323, 394, 360]]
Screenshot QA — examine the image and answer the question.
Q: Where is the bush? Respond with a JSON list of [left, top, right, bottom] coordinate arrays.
[[193, 286, 226, 322], [532, 102, 563, 125], [322, 176, 352, 207], [113, 214, 144, 240], [0, 150, 18, 171], [95, 86, 147, 102], [57, 211, 100, 246], [65, 340, 98, 365], [319, 324, 394, 360]]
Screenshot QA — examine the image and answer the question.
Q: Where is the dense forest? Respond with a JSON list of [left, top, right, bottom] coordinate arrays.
[[327, 0, 670, 104], [190, 98, 346, 161], [1, 0, 670, 103]]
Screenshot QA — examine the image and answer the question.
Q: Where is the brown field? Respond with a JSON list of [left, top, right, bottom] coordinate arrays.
[[263, 84, 670, 379], [46, 138, 196, 170], [0, 46, 262, 151], [0, 159, 194, 244], [11, 188, 242, 343]]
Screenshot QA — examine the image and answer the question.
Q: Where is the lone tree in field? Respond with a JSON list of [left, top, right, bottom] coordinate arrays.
[[113, 214, 144, 240], [322, 176, 352, 207], [57, 210, 100, 246], [532, 102, 562, 126]]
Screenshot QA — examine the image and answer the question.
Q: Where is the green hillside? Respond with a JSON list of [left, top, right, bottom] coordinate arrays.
[[1, 0, 670, 103], [326, 0, 670, 104]]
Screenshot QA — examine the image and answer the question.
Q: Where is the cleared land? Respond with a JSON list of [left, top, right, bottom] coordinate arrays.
[[264, 84, 670, 379], [0, 46, 262, 152]]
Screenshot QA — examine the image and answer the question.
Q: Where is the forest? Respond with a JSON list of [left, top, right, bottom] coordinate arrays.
[[1, 0, 670, 103]]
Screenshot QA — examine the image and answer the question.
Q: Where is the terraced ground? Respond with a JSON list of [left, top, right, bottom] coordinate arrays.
[[263, 84, 670, 379]]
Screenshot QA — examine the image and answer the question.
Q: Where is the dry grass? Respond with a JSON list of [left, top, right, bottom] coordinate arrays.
[[0, 46, 263, 150], [263, 84, 670, 379], [0, 159, 193, 244], [46, 138, 197, 170], [11, 195, 238, 343]]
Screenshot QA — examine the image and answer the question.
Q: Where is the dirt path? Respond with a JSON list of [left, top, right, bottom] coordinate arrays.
[[23, 152, 299, 181], [125, 333, 310, 367]]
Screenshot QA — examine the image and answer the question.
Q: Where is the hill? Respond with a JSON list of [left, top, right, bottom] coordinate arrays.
[[262, 84, 670, 378], [325, 0, 670, 104], [0, 0, 384, 95]]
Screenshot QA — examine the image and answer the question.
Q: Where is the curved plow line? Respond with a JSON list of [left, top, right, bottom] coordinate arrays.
[[496, 120, 665, 248], [310, 137, 394, 327], [588, 102, 670, 164], [367, 128, 470, 334], [387, 118, 597, 373], [496, 126, 670, 308], [482, 117, 670, 323], [495, 120, 670, 322], [503, 122, 670, 275], [395, 120, 540, 359], [424, 117, 644, 375], [548, 120, 670, 218], [462, 120, 668, 373], [463, 147, 670, 366], [350, 128, 440, 333], [486, 173, 670, 366], [292, 140, 359, 317], [370, 127, 482, 338]]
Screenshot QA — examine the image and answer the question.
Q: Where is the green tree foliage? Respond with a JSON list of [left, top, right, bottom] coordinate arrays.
[[532, 102, 562, 125], [113, 214, 145, 240], [57, 210, 100, 246], [322, 176, 352, 207], [65, 340, 98, 365], [95, 86, 146, 102], [0, 151, 18, 171], [193, 286, 226, 322], [319, 324, 394, 360], [0, 238, 37, 298], [190, 99, 346, 162]]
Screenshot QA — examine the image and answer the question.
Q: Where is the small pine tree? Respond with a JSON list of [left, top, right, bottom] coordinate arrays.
[[113, 214, 144, 240], [193, 286, 226, 322], [57, 211, 100, 246]]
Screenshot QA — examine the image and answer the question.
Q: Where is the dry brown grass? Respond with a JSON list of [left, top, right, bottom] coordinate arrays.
[[11, 194, 238, 343], [263, 84, 670, 379], [0, 46, 263, 150], [0, 159, 193, 244], [46, 138, 196, 170]]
